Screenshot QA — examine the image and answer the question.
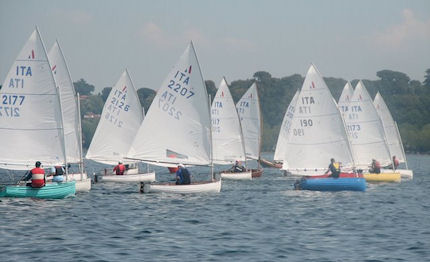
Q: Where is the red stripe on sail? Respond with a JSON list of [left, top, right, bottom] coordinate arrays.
[[122, 85, 127, 92], [51, 65, 57, 71], [188, 65, 192, 73], [32, 50, 35, 59]]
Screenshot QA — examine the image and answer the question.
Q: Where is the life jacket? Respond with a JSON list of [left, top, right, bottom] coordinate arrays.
[[375, 161, 381, 169], [393, 158, 399, 168], [333, 162, 340, 172], [31, 167, 45, 188], [115, 164, 125, 175], [54, 166, 64, 176]]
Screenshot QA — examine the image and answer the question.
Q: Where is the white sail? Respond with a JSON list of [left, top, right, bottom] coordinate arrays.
[[374, 92, 406, 163], [86, 69, 144, 165], [282, 64, 354, 171], [338, 81, 354, 119], [273, 90, 299, 162], [211, 78, 246, 164], [0, 29, 66, 170], [344, 81, 391, 168], [48, 41, 81, 163], [236, 83, 261, 160], [127, 42, 211, 166]]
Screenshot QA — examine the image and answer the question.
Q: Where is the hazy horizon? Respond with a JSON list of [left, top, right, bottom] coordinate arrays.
[[1, 0, 429, 92]]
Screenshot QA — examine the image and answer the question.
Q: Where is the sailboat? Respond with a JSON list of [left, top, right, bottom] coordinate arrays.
[[211, 78, 251, 180], [236, 82, 263, 177], [345, 81, 400, 182], [86, 70, 155, 183], [281, 64, 365, 191], [269, 90, 300, 168], [374, 92, 413, 179], [338, 82, 354, 120], [0, 28, 75, 198], [48, 41, 91, 192], [127, 42, 221, 193]]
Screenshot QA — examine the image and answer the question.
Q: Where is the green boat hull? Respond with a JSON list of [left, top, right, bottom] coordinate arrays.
[[0, 181, 76, 199]]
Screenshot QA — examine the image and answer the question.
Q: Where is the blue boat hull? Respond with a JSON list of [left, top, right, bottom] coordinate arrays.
[[296, 178, 366, 192], [0, 181, 76, 199]]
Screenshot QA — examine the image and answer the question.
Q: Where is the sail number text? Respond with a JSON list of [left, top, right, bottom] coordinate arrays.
[[0, 95, 25, 117]]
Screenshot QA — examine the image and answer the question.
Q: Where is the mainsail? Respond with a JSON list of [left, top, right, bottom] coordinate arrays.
[[211, 78, 246, 164], [281, 64, 354, 171], [127, 42, 212, 166], [338, 81, 354, 119], [374, 92, 406, 163], [236, 83, 262, 160], [86, 70, 144, 165], [0, 28, 66, 170], [48, 41, 82, 164], [273, 90, 299, 162], [344, 81, 391, 168]]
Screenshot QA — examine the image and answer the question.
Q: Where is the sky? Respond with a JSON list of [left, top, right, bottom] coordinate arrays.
[[1, 0, 429, 92]]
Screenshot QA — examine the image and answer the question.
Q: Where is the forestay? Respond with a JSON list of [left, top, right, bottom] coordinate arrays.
[[48, 41, 82, 163], [344, 81, 391, 168], [0, 29, 66, 170], [127, 42, 212, 166], [338, 82, 354, 120], [273, 90, 299, 162], [211, 78, 246, 164], [281, 64, 354, 171], [236, 83, 261, 160], [86, 70, 143, 165], [374, 92, 406, 163]]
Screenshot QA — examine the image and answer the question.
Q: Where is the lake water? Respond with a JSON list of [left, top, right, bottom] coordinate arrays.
[[1, 153, 429, 261]]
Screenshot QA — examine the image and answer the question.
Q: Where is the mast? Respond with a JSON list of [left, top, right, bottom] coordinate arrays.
[[255, 82, 263, 170], [208, 94, 214, 180], [77, 93, 84, 179]]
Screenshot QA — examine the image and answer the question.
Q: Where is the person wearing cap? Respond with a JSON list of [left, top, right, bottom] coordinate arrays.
[[230, 160, 245, 173], [324, 158, 340, 178], [369, 159, 381, 174], [113, 161, 126, 175], [175, 164, 191, 185], [24, 161, 46, 188]]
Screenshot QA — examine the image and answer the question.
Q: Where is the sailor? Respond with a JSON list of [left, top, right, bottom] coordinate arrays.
[[176, 164, 191, 185], [113, 161, 126, 175], [325, 158, 341, 178], [392, 155, 399, 170], [49, 165, 65, 182], [369, 159, 381, 174], [231, 160, 245, 173], [28, 161, 46, 188]]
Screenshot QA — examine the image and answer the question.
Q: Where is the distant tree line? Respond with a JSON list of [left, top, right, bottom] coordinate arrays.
[[75, 69, 430, 153]]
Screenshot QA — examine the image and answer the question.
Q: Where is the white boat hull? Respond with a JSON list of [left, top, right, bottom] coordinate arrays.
[[110, 168, 139, 175], [220, 171, 252, 180], [75, 178, 92, 192], [381, 168, 413, 179], [140, 180, 221, 194], [99, 172, 156, 183]]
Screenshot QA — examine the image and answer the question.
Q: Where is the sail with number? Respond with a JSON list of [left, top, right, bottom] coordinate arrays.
[[273, 90, 299, 162], [344, 81, 391, 168], [0, 28, 66, 170], [86, 70, 144, 165], [338, 81, 354, 119], [374, 92, 406, 163], [211, 78, 246, 164], [48, 41, 82, 164], [236, 83, 261, 160], [127, 42, 211, 166], [281, 64, 354, 172]]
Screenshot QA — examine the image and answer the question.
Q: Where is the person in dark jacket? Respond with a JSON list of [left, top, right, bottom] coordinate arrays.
[[325, 158, 341, 178], [175, 164, 191, 185], [230, 160, 245, 173]]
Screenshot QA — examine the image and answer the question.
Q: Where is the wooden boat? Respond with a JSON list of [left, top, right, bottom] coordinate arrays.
[[0, 181, 76, 199], [295, 177, 366, 192], [127, 42, 221, 193], [259, 158, 282, 168], [96, 172, 155, 183], [251, 168, 263, 178], [363, 172, 401, 183], [140, 180, 221, 194], [48, 41, 91, 192], [86, 70, 151, 183]]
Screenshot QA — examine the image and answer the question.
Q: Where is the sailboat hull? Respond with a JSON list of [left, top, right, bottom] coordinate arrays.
[[97, 172, 156, 183], [363, 172, 401, 182], [0, 181, 76, 199], [259, 158, 282, 168], [381, 168, 413, 179], [46, 173, 91, 192], [251, 168, 263, 178], [140, 180, 221, 194], [221, 171, 252, 180], [296, 178, 366, 192]]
